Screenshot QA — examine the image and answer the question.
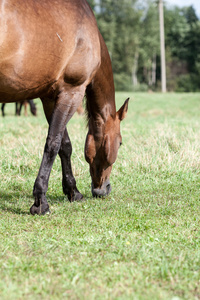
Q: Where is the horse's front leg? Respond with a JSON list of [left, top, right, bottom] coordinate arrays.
[[30, 86, 85, 215], [59, 128, 83, 201]]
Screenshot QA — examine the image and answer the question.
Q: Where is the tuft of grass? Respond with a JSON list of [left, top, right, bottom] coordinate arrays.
[[0, 93, 200, 299]]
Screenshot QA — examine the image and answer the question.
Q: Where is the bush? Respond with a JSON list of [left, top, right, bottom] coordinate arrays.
[[133, 83, 149, 92], [114, 73, 133, 91], [175, 74, 200, 92]]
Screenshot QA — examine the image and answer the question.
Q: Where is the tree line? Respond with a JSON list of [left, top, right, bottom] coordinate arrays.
[[87, 0, 200, 92]]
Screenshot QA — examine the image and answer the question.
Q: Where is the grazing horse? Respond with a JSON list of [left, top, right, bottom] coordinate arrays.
[[16, 100, 37, 116], [1, 100, 37, 116], [0, 0, 129, 215]]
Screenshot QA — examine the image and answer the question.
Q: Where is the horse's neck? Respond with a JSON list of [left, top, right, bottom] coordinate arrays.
[[86, 33, 116, 123]]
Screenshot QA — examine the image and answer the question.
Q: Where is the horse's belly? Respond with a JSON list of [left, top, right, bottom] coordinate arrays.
[[0, 48, 63, 102], [0, 59, 56, 102]]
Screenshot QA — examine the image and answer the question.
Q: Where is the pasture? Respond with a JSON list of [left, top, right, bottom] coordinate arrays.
[[0, 92, 200, 299]]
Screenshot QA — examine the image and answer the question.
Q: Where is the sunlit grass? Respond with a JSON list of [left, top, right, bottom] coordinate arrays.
[[0, 93, 200, 299]]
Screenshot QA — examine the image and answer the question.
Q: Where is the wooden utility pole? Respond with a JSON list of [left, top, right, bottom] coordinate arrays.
[[159, 0, 167, 92]]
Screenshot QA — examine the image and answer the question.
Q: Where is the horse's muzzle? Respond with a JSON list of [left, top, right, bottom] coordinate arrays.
[[92, 179, 112, 197]]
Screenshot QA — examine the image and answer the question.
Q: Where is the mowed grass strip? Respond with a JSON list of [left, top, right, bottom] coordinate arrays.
[[0, 93, 199, 300]]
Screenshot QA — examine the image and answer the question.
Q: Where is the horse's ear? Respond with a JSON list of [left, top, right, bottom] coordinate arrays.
[[117, 98, 129, 121]]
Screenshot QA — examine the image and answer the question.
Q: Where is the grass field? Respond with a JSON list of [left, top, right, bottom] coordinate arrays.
[[0, 92, 200, 299]]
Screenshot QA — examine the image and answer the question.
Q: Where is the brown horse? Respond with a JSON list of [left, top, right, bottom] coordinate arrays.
[[1, 100, 37, 116], [16, 100, 37, 116], [0, 0, 129, 215]]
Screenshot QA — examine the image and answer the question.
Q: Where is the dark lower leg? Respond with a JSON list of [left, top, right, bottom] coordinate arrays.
[[1, 103, 5, 117], [30, 86, 85, 214], [59, 129, 83, 201], [30, 133, 62, 215]]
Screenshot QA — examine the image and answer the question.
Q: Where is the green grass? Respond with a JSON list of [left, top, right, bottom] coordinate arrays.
[[0, 93, 200, 299]]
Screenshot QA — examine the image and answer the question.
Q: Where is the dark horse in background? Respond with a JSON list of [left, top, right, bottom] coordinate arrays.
[[1, 100, 37, 116], [0, 0, 129, 215]]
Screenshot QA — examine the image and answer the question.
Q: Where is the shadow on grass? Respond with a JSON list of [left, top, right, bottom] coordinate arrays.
[[47, 193, 89, 204], [0, 190, 32, 215], [0, 190, 90, 215]]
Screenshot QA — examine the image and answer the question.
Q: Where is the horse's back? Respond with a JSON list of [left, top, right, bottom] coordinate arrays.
[[0, 0, 101, 102]]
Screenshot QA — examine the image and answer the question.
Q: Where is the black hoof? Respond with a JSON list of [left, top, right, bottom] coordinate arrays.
[[67, 188, 84, 202], [30, 203, 50, 215]]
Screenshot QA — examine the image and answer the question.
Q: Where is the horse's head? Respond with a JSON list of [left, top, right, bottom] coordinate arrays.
[[85, 98, 129, 197]]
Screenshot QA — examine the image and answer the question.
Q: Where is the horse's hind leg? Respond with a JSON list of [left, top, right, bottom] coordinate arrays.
[[1, 103, 5, 117], [29, 99, 37, 116], [24, 101, 28, 116], [16, 102, 21, 115], [30, 87, 85, 215]]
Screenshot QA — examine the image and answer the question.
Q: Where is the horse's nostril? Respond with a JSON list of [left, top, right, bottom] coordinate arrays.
[[92, 188, 103, 198], [92, 181, 112, 198], [106, 183, 111, 194]]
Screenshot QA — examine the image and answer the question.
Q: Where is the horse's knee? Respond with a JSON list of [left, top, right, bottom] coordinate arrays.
[[45, 135, 62, 159]]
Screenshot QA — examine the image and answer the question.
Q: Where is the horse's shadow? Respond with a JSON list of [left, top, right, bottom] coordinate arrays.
[[0, 190, 88, 215], [0, 190, 31, 215]]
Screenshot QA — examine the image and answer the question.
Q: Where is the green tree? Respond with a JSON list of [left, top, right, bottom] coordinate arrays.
[[86, 0, 96, 10], [86, 0, 200, 91], [89, 0, 141, 90], [137, 1, 159, 88], [164, 5, 200, 91]]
